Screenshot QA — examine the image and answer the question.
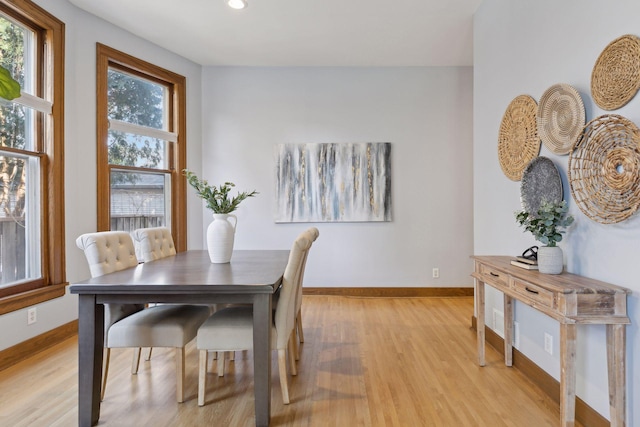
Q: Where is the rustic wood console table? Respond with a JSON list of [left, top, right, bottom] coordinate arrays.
[[471, 256, 630, 427]]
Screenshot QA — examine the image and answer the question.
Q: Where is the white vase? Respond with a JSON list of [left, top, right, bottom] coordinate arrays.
[[537, 246, 563, 274], [206, 214, 237, 263]]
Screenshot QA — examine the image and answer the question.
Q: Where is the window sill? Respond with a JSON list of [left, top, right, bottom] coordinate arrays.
[[0, 283, 68, 315]]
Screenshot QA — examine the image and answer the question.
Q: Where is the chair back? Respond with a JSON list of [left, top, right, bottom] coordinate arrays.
[[76, 231, 143, 333], [294, 228, 319, 314], [132, 227, 176, 262], [274, 232, 313, 348], [76, 231, 139, 277]]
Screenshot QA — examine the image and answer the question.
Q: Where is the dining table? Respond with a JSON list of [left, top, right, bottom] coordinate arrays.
[[70, 249, 290, 427]]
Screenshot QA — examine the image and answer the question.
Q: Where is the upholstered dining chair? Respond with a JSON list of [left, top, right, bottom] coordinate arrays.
[[76, 231, 211, 403], [215, 227, 319, 367], [131, 226, 178, 361], [196, 231, 314, 406], [292, 227, 319, 360], [131, 226, 177, 263]]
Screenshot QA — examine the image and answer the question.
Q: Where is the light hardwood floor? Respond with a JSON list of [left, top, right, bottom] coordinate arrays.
[[0, 296, 569, 426]]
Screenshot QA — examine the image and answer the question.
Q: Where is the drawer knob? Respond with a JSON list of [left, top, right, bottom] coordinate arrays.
[[525, 287, 539, 295], [490, 272, 499, 277]]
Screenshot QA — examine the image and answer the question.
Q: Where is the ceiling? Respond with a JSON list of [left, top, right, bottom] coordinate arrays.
[[68, 0, 482, 67]]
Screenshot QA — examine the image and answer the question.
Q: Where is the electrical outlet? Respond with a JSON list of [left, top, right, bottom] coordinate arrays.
[[27, 307, 37, 325], [432, 268, 439, 278], [514, 321, 520, 348], [544, 332, 553, 355]]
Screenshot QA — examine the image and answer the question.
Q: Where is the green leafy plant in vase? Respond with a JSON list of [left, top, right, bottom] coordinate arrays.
[[184, 169, 258, 263], [515, 200, 574, 274]]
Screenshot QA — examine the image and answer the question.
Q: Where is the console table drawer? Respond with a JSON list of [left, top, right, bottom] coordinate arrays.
[[512, 278, 555, 308], [478, 264, 508, 288]]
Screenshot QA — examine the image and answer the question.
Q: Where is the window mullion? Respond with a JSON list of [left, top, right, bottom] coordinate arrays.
[[12, 92, 52, 114], [108, 118, 177, 143]]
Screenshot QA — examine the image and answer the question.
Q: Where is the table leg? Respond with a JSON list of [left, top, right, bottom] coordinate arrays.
[[253, 293, 272, 427], [476, 280, 486, 367], [503, 294, 513, 367], [78, 295, 104, 427], [606, 324, 626, 427], [560, 323, 577, 427]]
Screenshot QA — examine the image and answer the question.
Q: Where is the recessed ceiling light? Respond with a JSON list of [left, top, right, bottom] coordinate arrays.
[[228, 0, 247, 9]]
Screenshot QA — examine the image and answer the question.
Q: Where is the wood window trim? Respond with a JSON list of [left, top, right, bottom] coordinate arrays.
[[0, 283, 66, 316], [96, 43, 187, 252], [0, 0, 66, 314]]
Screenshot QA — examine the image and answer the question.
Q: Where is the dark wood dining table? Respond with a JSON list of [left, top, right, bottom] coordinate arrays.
[[70, 249, 290, 427]]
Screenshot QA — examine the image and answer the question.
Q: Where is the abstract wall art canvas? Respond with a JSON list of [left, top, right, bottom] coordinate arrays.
[[275, 142, 392, 222]]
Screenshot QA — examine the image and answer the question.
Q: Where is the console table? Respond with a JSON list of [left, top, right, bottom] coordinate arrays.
[[471, 256, 630, 427]]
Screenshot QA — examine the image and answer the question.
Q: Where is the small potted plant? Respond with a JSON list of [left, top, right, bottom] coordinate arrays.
[[184, 169, 257, 263], [515, 200, 574, 274]]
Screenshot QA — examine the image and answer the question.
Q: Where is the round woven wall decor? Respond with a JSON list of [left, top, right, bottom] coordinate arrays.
[[498, 95, 541, 181], [537, 84, 585, 155], [591, 34, 640, 110], [569, 114, 640, 224]]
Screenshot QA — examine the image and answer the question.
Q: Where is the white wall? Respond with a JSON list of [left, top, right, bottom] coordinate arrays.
[[201, 67, 474, 288], [474, 0, 640, 424], [0, 0, 203, 351], [1, 3, 474, 353]]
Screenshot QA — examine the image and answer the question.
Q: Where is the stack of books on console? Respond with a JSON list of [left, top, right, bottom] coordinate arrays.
[[510, 256, 538, 270]]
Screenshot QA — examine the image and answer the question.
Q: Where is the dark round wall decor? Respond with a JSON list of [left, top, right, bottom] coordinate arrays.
[[520, 156, 563, 215]]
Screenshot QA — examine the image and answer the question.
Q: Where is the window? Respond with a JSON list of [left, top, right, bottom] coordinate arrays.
[[0, 0, 65, 313], [96, 44, 186, 251]]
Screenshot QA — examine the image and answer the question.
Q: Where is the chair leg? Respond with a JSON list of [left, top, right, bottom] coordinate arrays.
[[101, 348, 111, 401], [288, 335, 298, 376], [296, 309, 304, 343], [278, 349, 290, 404], [198, 350, 207, 407], [291, 328, 300, 361], [145, 347, 153, 361], [132, 347, 142, 374], [176, 347, 185, 403], [229, 351, 235, 361], [217, 352, 225, 377]]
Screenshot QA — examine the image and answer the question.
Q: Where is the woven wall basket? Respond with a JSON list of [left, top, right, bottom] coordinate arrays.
[[498, 95, 541, 181], [591, 34, 640, 110], [569, 114, 640, 224], [537, 84, 585, 155]]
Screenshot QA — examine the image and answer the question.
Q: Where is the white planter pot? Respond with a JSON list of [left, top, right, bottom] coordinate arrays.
[[537, 246, 563, 274], [206, 214, 237, 263]]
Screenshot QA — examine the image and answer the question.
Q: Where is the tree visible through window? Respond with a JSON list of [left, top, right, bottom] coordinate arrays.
[[107, 69, 169, 230], [0, 0, 65, 310], [97, 44, 187, 250], [0, 13, 33, 288], [107, 69, 165, 169]]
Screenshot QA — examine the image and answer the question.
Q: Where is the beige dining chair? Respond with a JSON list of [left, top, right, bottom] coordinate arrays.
[[131, 227, 216, 360], [196, 231, 314, 406], [292, 227, 319, 360], [217, 227, 319, 366], [131, 226, 178, 361], [76, 231, 211, 403], [131, 226, 177, 262]]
